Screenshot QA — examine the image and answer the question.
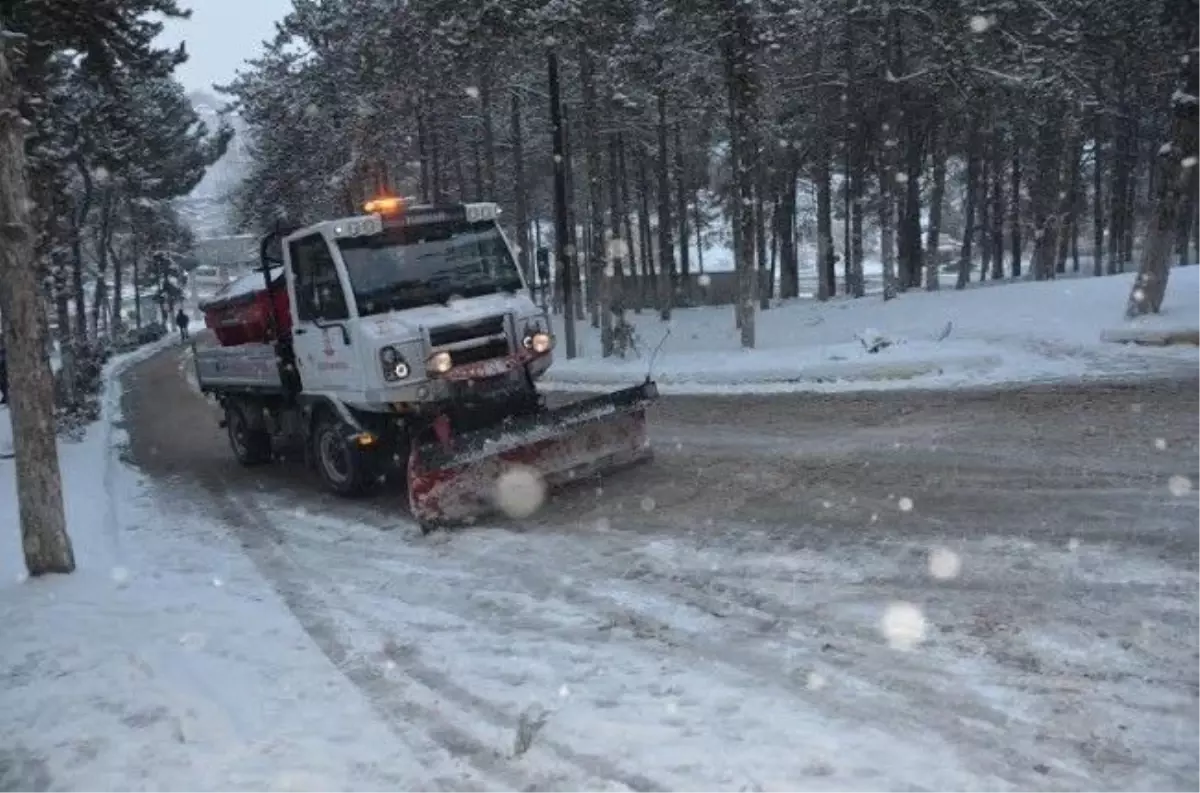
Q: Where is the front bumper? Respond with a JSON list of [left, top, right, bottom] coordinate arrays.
[[362, 350, 552, 408]]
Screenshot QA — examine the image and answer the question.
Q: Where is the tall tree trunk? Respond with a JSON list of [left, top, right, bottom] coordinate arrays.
[[510, 93, 532, 285], [692, 190, 705, 275], [851, 156, 865, 296], [635, 142, 655, 312], [1092, 109, 1105, 276], [547, 50, 576, 357], [91, 186, 114, 337], [925, 121, 946, 291], [1057, 131, 1083, 274], [429, 120, 443, 203], [561, 102, 583, 318], [1108, 81, 1131, 274], [1010, 147, 1023, 278], [674, 123, 690, 280], [451, 133, 467, 201], [607, 131, 626, 326], [979, 138, 992, 282], [70, 158, 92, 340], [618, 134, 640, 309], [902, 117, 924, 289], [479, 62, 497, 198], [109, 201, 124, 335], [0, 42, 75, 575], [815, 146, 834, 301], [578, 44, 606, 331], [990, 125, 1005, 279], [755, 178, 769, 308], [780, 164, 799, 298], [958, 112, 982, 289], [722, 0, 759, 346], [655, 86, 673, 321], [416, 107, 431, 202], [1127, 17, 1198, 316], [1031, 106, 1066, 279]]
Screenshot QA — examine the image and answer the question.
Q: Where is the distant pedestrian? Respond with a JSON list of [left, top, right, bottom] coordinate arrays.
[[175, 308, 191, 343]]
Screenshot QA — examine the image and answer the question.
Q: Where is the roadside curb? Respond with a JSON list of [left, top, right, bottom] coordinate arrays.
[[540, 354, 1005, 395], [1100, 327, 1200, 347]]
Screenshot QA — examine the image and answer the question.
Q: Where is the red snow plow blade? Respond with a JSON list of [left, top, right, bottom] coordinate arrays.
[[407, 379, 658, 528]]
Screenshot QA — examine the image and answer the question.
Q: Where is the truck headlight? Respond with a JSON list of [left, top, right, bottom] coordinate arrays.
[[426, 350, 453, 374], [380, 346, 410, 381], [524, 331, 553, 354]]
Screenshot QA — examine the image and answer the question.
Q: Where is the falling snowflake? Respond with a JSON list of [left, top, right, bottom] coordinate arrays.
[[805, 671, 826, 691], [898, 496, 914, 512], [640, 496, 657, 512], [111, 566, 130, 585], [894, 172, 909, 185], [1167, 475, 1193, 497], [178, 632, 207, 651], [595, 516, 612, 532], [558, 684, 570, 698], [880, 602, 926, 650], [1154, 438, 1168, 450], [464, 86, 480, 100], [493, 465, 547, 518], [698, 274, 712, 287], [212, 577, 224, 587], [1183, 156, 1199, 169], [1067, 537, 1080, 552], [927, 548, 961, 580], [969, 15, 993, 33]]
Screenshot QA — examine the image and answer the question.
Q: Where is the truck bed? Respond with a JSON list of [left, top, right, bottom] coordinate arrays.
[[193, 340, 283, 392]]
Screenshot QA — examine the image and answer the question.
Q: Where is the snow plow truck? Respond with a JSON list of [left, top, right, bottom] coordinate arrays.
[[194, 197, 658, 530]]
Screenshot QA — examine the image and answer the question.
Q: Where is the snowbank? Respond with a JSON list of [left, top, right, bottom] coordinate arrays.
[[545, 267, 1200, 394], [1, 338, 425, 790]]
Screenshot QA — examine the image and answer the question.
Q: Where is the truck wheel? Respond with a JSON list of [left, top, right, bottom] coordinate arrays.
[[313, 414, 376, 497], [226, 404, 271, 466]]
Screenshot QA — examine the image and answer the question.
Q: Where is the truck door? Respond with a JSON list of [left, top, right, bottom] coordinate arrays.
[[287, 233, 359, 395]]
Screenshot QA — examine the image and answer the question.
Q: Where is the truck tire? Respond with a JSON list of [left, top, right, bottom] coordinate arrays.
[[313, 413, 377, 498], [226, 404, 272, 466]]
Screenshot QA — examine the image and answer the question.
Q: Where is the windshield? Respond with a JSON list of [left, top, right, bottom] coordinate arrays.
[[338, 220, 523, 315]]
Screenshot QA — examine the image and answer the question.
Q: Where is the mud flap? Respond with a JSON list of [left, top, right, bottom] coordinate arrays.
[[408, 380, 658, 528]]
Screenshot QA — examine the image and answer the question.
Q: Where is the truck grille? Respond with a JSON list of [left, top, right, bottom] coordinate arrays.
[[453, 337, 510, 365], [429, 315, 505, 347], [428, 315, 512, 369]]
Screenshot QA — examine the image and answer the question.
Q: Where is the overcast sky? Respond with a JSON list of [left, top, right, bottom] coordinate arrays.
[[158, 0, 292, 96]]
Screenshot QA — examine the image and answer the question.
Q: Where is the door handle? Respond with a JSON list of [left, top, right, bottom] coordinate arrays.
[[294, 327, 307, 335]]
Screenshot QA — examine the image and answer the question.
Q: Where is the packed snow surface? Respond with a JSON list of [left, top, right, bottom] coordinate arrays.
[[546, 267, 1200, 393], [1, 272, 1196, 791]]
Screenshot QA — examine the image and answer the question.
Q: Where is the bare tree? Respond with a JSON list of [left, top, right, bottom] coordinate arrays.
[[0, 34, 75, 576], [1126, 13, 1198, 317]]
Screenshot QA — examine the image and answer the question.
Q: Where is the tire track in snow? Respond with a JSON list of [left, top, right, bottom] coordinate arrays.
[[240, 499, 1058, 789], [190, 479, 526, 792], [199, 480, 662, 792]]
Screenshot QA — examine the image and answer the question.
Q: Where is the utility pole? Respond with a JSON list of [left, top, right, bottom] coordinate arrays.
[[0, 30, 75, 575], [547, 49, 577, 359]]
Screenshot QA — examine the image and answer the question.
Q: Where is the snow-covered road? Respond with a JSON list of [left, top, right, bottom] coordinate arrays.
[[102, 346, 1200, 790]]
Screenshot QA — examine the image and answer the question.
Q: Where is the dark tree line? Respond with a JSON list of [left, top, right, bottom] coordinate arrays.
[[224, 0, 1199, 352]]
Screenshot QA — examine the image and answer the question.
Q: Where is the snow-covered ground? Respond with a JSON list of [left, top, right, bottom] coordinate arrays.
[[547, 267, 1200, 394], [1, 275, 1196, 790]]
